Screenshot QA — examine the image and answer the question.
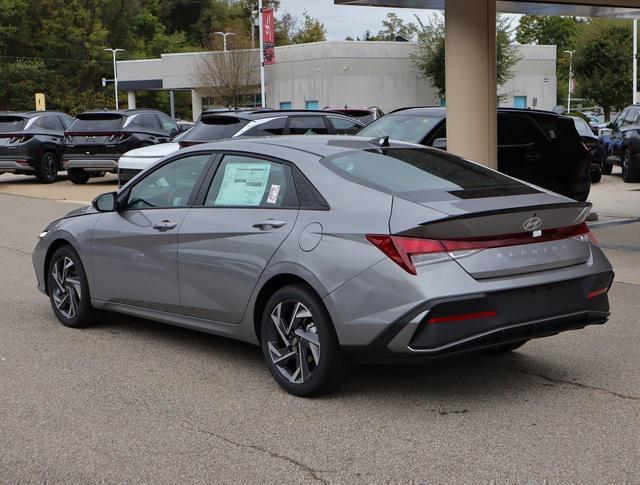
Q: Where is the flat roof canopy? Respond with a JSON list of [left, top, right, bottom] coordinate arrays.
[[335, 0, 640, 18]]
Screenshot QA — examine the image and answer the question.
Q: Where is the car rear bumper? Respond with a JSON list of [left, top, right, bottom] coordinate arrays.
[[0, 157, 36, 172], [62, 156, 119, 171], [342, 270, 613, 361]]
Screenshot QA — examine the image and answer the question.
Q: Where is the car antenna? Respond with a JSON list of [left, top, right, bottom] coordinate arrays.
[[371, 136, 390, 147]]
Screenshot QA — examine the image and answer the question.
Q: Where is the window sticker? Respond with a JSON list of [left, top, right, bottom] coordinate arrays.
[[215, 162, 271, 206], [266, 184, 280, 204]]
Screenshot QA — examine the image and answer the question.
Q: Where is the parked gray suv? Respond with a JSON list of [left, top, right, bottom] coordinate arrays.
[[33, 136, 613, 396]]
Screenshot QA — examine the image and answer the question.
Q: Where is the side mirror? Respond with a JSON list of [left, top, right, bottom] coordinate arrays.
[[92, 191, 117, 212], [432, 137, 448, 150]]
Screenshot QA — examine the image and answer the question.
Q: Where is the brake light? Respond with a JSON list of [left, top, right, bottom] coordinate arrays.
[[8, 135, 32, 144], [366, 235, 448, 275], [367, 223, 597, 275], [107, 133, 129, 142], [586, 288, 608, 300]]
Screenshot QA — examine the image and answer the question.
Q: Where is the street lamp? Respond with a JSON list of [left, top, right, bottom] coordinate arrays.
[[564, 50, 575, 114], [213, 32, 236, 52], [104, 48, 125, 110]]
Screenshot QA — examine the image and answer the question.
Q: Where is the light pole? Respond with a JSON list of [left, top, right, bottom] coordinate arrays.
[[104, 48, 125, 110], [213, 31, 236, 52], [564, 50, 575, 113], [634, 19, 638, 104]]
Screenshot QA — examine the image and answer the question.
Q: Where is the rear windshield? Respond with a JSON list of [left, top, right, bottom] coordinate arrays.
[[358, 115, 442, 143], [334, 110, 374, 124], [183, 116, 248, 141], [573, 117, 593, 137], [322, 148, 526, 198], [68, 114, 124, 132], [0, 116, 26, 132]]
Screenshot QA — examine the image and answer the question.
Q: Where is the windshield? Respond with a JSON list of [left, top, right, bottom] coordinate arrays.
[[68, 114, 124, 132], [0, 116, 26, 132], [573, 117, 593, 137], [358, 114, 442, 143], [322, 148, 526, 198]]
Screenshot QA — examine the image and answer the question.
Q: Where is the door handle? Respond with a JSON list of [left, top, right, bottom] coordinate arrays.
[[252, 219, 287, 230], [152, 220, 178, 231]]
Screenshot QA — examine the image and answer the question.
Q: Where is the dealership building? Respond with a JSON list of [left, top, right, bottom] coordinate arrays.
[[116, 41, 557, 120]]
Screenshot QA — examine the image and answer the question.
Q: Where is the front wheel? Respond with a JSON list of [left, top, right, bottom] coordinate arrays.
[[47, 246, 99, 328], [261, 284, 345, 396], [34, 151, 58, 184], [67, 168, 90, 184]]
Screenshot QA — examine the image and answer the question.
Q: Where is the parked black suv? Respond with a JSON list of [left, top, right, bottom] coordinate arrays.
[[179, 109, 366, 147], [63, 109, 179, 184], [358, 107, 591, 201], [602, 104, 640, 182], [0, 111, 74, 183]]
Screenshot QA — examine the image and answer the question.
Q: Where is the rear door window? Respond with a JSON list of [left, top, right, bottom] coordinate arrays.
[[288, 116, 329, 135], [33, 115, 64, 131], [126, 114, 161, 131], [498, 115, 540, 145], [242, 117, 287, 136], [156, 113, 179, 135], [204, 155, 297, 208], [328, 116, 362, 135]]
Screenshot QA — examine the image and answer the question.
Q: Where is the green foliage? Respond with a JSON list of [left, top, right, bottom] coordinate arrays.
[[412, 14, 521, 98], [377, 13, 417, 41], [573, 19, 633, 118], [291, 11, 326, 44], [516, 15, 582, 52]]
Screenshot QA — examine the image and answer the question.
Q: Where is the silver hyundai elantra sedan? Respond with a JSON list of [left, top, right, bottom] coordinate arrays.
[[33, 136, 614, 396]]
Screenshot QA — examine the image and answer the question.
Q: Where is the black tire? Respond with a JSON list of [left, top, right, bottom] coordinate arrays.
[[68, 168, 90, 184], [622, 150, 640, 183], [260, 284, 344, 397], [47, 245, 99, 328], [91, 171, 107, 178], [484, 340, 529, 354], [573, 170, 591, 202], [589, 166, 602, 183], [601, 162, 613, 175], [34, 151, 58, 184]]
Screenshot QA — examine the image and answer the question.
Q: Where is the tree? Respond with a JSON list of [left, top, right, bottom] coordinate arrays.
[[192, 36, 259, 108], [412, 14, 521, 99], [290, 11, 326, 44], [516, 15, 582, 53], [377, 13, 417, 41], [574, 19, 633, 119]]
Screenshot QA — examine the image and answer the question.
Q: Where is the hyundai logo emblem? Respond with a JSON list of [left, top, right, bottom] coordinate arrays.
[[523, 216, 543, 232]]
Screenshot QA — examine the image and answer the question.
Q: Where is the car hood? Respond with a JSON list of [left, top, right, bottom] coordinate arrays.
[[123, 143, 180, 157], [64, 205, 98, 218]]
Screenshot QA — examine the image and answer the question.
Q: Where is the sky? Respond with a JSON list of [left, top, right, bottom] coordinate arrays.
[[278, 0, 440, 40]]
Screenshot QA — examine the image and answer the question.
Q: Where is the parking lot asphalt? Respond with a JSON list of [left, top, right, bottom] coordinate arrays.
[[1, 181, 640, 482]]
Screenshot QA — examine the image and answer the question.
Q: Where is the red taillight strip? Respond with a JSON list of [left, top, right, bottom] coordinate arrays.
[[440, 223, 591, 251], [427, 310, 497, 325], [586, 288, 608, 300]]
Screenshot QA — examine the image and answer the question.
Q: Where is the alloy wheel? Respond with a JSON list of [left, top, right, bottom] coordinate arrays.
[[43, 153, 57, 181], [267, 300, 321, 384], [51, 256, 82, 319]]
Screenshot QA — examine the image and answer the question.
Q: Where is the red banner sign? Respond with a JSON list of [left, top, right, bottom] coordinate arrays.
[[262, 8, 275, 65]]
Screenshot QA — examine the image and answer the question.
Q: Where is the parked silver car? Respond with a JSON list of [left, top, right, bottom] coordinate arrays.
[[33, 136, 614, 396]]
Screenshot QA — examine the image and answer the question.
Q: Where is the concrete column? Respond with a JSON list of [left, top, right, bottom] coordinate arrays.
[[127, 91, 136, 109], [445, 0, 497, 169], [191, 89, 202, 121], [169, 90, 176, 119]]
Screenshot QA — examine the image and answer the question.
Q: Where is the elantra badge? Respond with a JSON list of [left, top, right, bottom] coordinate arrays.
[[523, 216, 543, 232]]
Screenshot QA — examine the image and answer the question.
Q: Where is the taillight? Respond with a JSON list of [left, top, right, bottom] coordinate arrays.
[[366, 235, 449, 275], [367, 223, 598, 275], [107, 133, 129, 142], [9, 135, 32, 144]]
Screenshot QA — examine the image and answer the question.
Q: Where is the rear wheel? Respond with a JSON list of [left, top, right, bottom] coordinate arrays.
[[589, 166, 602, 183], [91, 171, 107, 178], [47, 246, 99, 328], [622, 150, 640, 183], [573, 170, 591, 201], [68, 168, 90, 184], [601, 161, 613, 175], [34, 151, 58, 184], [261, 284, 344, 396]]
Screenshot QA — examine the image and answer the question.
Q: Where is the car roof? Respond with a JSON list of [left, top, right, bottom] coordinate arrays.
[[0, 111, 67, 118], [200, 109, 363, 122], [76, 108, 164, 117], [177, 134, 425, 160], [387, 106, 564, 118]]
